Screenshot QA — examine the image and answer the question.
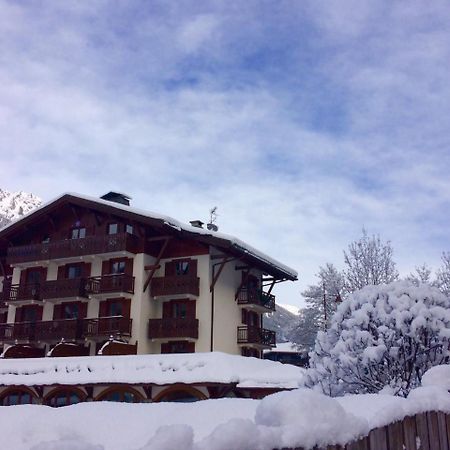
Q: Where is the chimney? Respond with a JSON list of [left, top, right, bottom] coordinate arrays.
[[100, 191, 132, 206], [190, 220, 204, 229]]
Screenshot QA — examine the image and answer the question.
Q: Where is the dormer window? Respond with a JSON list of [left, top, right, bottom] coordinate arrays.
[[108, 223, 118, 235], [71, 227, 86, 239]]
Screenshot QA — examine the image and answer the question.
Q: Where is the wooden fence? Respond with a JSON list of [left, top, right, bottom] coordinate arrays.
[[279, 411, 450, 450]]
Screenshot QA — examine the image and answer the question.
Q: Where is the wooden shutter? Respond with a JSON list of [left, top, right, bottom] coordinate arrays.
[[101, 260, 109, 275], [82, 263, 91, 277], [19, 270, 27, 284], [189, 259, 197, 277], [165, 261, 176, 276], [162, 301, 171, 319], [15, 307, 22, 322], [99, 301, 108, 317], [187, 300, 196, 319], [186, 342, 195, 352], [36, 305, 43, 321], [125, 258, 133, 276], [242, 309, 248, 325], [122, 298, 131, 318], [53, 304, 62, 320], [79, 302, 88, 319], [0, 311, 7, 324], [161, 343, 170, 354], [57, 265, 66, 280]]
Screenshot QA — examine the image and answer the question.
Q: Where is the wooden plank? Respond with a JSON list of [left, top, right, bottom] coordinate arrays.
[[388, 420, 404, 450], [369, 426, 388, 450], [416, 413, 431, 450], [428, 412, 441, 450], [437, 412, 449, 450], [404, 415, 419, 450]]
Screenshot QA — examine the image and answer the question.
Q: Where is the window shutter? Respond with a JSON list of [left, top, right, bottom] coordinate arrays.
[[82, 263, 91, 277], [241, 309, 247, 325], [161, 343, 170, 354], [53, 304, 62, 320], [162, 301, 171, 319], [122, 298, 131, 318], [165, 261, 175, 276], [186, 342, 195, 352], [15, 307, 22, 322], [57, 265, 66, 280], [36, 305, 43, 321], [125, 258, 133, 276], [0, 311, 7, 324], [79, 302, 88, 319], [187, 300, 196, 319], [99, 301, 108, 317], [40, 267, 48, 281], [189, 259, 198, 277], [101, 260, 109, 275], [20, 270, 27, 284]]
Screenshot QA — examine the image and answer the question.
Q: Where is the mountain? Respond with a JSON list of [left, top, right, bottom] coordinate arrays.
[[0, 189, 42, 228], [264, 304, 299, 343], [277, 303, 300, 316]]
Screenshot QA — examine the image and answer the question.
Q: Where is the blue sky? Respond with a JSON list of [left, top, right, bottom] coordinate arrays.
[[1, 0, 449, 306]]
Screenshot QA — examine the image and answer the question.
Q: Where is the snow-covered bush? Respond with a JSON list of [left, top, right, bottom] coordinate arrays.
[[305, 281, 450, 397]]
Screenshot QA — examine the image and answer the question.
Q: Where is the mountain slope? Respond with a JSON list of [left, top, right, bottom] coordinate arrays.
[[0, 189, 42, 229], [264, 304, 299, 342]]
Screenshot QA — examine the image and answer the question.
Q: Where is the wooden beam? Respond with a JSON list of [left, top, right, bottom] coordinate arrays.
[[46, 214, 57, 231], [210, 258, 235, 292], [144, 264, 161, 271], [267, 279, 276, 295], [211, 254, 230, 260], [235, 265, 251, 271], [146, 235, 173, 243], [234, 268, 253, 300], [143, 237, 171, 293]]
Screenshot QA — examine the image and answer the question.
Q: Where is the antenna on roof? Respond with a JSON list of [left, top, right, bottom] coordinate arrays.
[[207, 206, 219, 232]]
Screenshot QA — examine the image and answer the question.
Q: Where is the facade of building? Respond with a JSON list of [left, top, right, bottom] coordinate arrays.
[[0, 192, 297, 361]]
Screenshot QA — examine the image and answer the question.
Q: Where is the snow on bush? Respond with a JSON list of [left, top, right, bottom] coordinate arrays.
[[305, 281, 450, 397]]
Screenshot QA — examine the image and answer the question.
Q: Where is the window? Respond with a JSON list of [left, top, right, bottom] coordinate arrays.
[[174, 302, 187, 319], [63, 303, 79, 319], [161, 340, 194, 354], [126, 224, 133, 235], [26, 269, 42, 284], [0, 389, 37, 406], [97, 388, 142, 403], [67, 265, 82, 279], [21, 306, 38, 322], [108, 223, 118, 235], [45, 389, 83, 407], [111, 260, 126, 274], [42, 235, 50, 244], [155, 386, 205, 403], [71, 227, 86, 239], [109, 301, 123, 317], [175, 261, 190, 276]]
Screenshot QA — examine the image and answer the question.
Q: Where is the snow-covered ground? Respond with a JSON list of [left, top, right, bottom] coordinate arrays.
[[1, 368, 450, 450]]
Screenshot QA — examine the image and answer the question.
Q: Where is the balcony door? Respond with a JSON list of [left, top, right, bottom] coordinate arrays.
[[53, 302, 87, 320], [162, 300, 195, 320], [15, 305, 43, 323]]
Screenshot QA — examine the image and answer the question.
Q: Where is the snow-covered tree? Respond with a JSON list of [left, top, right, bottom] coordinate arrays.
[[305, 281, 450, 397], [436, 252, 450, 297], [343, 229, 399, 292], [290, 264, 345, 350], [406, 263, 433, 286]]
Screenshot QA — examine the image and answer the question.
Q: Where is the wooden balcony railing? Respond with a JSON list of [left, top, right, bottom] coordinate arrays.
[[150, 276, 200, 297], [86, 274, 135, 295], [0, 322, 36, 341], [42, 278, 88, 300], [83, 316, 132, 337], [237, 289, 276, 311], [237, 326, 276, 347], [2, 282, 42, 303], [35, 319, 82, 341], [148, 318, 199, 339], [7, 233, 140, 264]]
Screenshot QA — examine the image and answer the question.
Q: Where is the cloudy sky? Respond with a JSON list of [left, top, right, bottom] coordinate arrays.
[[1, 0, 449, 307]]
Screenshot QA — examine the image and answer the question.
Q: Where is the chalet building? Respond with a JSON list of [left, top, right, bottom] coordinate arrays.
[[0, 192, 297, 361]]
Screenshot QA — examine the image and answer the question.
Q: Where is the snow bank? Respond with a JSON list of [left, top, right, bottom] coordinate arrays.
[[0, 352, 305, 389]]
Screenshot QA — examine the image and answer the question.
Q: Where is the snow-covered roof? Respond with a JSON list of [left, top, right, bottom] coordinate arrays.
[[0, 192, 297, 279], [0, 352, 305, 388], [264, 341, 301, 353]]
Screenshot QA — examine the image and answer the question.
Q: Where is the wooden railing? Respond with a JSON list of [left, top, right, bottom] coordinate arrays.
[[148, 318, 199, 339], [7, 233, 140, 264], [42, 278, 88, 300], [0, 322, 36, 341], [2, 282, 42, 302], [83, 316, 132, 337], [237, 288, 276, 311], [237, 326, 276, 347], [35, 319, 82, 341], [150, 276, 200, 297], [279, 411, 450, 450], [86, 274, 135, 295]]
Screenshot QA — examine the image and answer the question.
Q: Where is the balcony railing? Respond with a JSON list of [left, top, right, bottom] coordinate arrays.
[[2, 282, 42, 303], [237, 326, 276, 347], [42, 278, 89, 300], [150, 276, 200, 297], [35, 319, 82, 341], [0, 322, 36, 341], [7, 233, 140, 265], [86, 274, 135, 295], [83, 316, 132, 337], [237, 288, 276, 311], [148, 318, 199, 339]]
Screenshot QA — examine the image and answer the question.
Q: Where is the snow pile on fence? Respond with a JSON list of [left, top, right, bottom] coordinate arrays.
[[2, 365, 450, 450], [0, 352, 304, 388]]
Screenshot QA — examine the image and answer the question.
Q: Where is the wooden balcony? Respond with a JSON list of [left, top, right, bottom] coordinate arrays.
[[42, 278, 89, 300], [148, 318, 199, 339], [7, 233, 140, 265], [83, 316, 132, 337], [2, 282, 42, 303], [237, 289, 276, 312], [35, 319, 82, 341], [0, 322, 36, 341], [150, 276, 200, 297], [86, 274, 135, 296], [237, 326, 276, 347]]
